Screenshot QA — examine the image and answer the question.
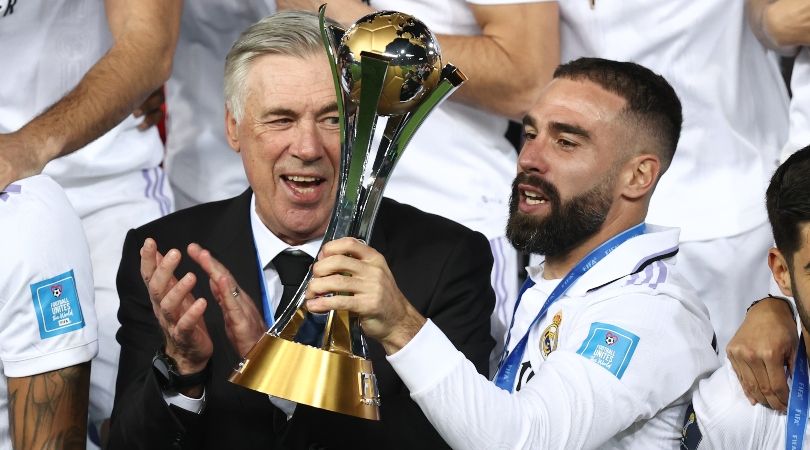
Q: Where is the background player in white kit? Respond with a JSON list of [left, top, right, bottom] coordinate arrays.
[[709, 0, 810, 414], [686, 145, 810, 449], [0, 1, 181, 444], [0, 176, 98, 449]]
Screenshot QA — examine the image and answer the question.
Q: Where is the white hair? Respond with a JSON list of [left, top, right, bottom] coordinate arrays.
[[224, 11, 337, 123]]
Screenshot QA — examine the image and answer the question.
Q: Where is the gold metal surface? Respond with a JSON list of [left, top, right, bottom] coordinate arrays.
[[278, 309, 306, 341], [229, 333, 380, 420], [324, 310, 353, 354], [338, 12, 441, 115]]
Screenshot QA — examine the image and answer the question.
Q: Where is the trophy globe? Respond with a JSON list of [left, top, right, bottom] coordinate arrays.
[[337, 12, 442, 116]]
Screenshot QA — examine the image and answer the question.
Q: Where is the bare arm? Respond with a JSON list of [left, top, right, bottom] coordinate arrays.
[[278, 0, 560, 119], [747, 0, 810, 50], [7, 362, 90, 450], [433, 3, 560, 119], [0, 0, 182, 189]]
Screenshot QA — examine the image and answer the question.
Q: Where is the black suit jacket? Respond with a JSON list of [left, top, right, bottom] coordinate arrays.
[[108, 190, 495, 450]]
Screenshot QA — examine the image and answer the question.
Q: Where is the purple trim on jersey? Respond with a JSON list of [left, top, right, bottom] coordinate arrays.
[[643, 264, 655, 285], [142, 168, 153, 200], [648, 261, 668, 289], [150, 168, 162, 214], [142, 168, 170, 216], [624, 260, 669, 289], [632, 245, 678, 273], [0, 183, 21, 201], [626, 264, 654, 287], [154, 168, 171, 216]]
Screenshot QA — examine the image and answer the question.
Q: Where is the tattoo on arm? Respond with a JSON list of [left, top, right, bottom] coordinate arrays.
[[7, 362, 90, 450]]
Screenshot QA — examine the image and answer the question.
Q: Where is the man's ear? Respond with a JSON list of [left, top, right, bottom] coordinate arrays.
[[768, 247, 794, 297], [620, 153, 660, 200], [225, 106, 240, 153]]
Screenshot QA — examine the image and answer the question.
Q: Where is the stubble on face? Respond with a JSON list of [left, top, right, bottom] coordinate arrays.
[[506, 171, 614, 258]]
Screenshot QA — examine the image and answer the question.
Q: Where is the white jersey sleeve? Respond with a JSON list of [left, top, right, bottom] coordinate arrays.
[[0, 175, 98, 377], [692, 360, 787, 449], [390, 285, 717, 450]]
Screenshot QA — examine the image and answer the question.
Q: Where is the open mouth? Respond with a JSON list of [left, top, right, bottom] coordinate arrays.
[[282, 175, 326, 194], [523, 189, 548, 205]]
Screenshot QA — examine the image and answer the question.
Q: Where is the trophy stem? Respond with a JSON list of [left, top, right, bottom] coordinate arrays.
[[353, 67, 467, 240]]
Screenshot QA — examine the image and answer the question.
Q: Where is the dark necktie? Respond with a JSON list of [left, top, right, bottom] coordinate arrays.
[[272, 250, 313, 319]]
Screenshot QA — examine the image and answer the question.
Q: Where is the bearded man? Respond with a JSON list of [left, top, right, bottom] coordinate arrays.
[[304, 57, 719, 449]]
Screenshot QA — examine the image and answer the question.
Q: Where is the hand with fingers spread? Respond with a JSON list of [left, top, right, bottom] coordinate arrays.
[[726, 296, 798, 412], [140, 238, 212, 380], [305, 237, 426, 355], [187, 242, 267, 357]]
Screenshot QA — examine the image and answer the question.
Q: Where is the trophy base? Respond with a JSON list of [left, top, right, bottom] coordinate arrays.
[[229, 334, 381, 420]]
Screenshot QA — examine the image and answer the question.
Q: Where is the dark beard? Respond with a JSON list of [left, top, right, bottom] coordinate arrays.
[[506, 172, 613, 258]]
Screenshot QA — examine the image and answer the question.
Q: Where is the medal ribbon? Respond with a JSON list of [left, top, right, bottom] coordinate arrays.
[[786, 335, 808, 450], [493, 223, 646, 392]]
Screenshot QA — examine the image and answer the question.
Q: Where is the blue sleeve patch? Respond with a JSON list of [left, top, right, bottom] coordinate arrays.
[[576, 322, 639, 379], [29, 270, 85, 339]]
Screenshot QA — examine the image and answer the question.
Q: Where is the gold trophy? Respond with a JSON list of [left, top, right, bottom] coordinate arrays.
[[229, 6, 466, 420]]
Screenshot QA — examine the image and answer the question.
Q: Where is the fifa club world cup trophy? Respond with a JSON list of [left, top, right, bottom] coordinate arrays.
[[230, 6, 466, 420]]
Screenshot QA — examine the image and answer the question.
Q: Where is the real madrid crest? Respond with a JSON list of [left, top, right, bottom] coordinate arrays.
[[540, 311, 562, 358]]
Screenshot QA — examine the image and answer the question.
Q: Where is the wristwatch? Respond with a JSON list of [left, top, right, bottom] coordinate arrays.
[[152, 347, 210, 391]]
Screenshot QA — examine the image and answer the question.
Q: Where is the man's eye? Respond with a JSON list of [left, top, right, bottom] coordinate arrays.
[[521, 131, 537, 141], [324, 116, 340, 125], [267, 118, 292, 126], [556, 138, 576, 148]]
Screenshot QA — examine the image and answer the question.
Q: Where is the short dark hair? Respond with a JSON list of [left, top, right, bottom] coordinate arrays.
[[767, 145, 810, 264], [553, 57, 683, 170]]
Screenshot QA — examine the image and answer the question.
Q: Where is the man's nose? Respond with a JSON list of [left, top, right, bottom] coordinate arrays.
[[290, 121, 324, 161], [517, 137, 550, 174]]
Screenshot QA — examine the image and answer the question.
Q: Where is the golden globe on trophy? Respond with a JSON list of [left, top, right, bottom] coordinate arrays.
[[229, 5, 466, 420]]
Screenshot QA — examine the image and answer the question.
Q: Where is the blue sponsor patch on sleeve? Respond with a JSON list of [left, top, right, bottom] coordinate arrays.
[[29, 270, 85, 339], [576, 322, 639, 379]]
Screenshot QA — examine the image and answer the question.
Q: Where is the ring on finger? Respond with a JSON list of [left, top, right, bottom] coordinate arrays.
[[231, 286, 240, 298]]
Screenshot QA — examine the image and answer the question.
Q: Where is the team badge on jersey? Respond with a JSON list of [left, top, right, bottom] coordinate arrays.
[[30, 270, 85, 339], [576, 322, 639, 379], [540, 311, 562, 358]]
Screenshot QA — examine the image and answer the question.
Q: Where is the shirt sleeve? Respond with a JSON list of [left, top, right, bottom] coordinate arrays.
[[390, 320, 639, 449], [389, 288, 719, 449], [693, 360, 784, 449], [0, 178, 98, 377]]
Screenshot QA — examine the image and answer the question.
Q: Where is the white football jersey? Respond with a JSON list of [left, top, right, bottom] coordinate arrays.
[[0, 175, 98, 449], [390, 225, 719, 449]]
